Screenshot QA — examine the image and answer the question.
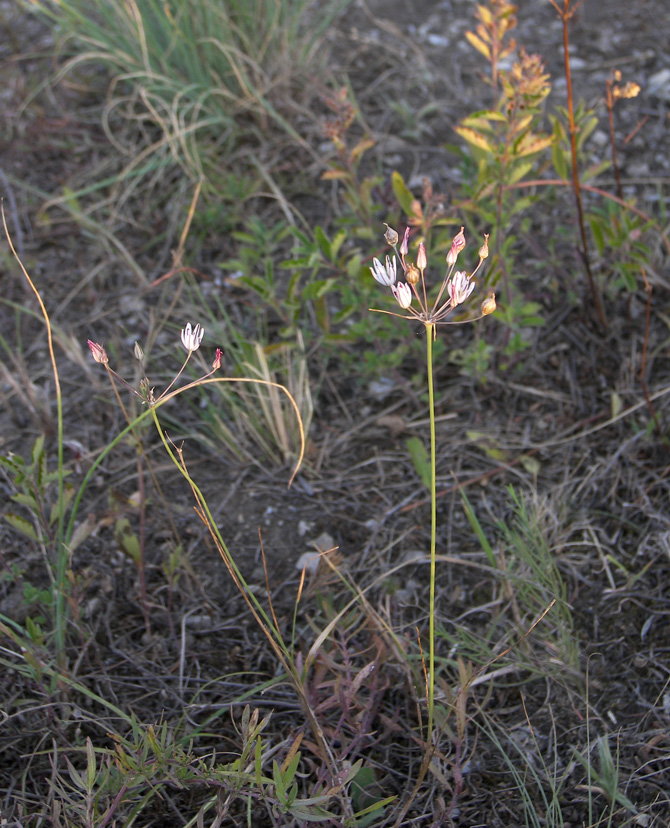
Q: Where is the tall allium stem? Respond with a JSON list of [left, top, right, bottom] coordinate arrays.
[[426, 323, 437, 745], [369, 223, 495, 780]]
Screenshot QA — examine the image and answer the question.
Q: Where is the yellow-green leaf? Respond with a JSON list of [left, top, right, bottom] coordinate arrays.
[[453, 125, 495, 153], [508, 159, 534, 184], [391, 170, 415, 216], [463, 110, 507, 127], [552, 144, 568, 181], [478, 6, 493, 26], [114, 517, 140, 564], [466, 430, 508, 462], [519, 454, 541, 476], [4, 513, 40, 541], [351, 136, 375, 161], [516, 134, 553, 158], [321, 169, 348, 181], [406, 436, 431, 490], [514, 113, 533, 134], [465, 30, 491, 59]]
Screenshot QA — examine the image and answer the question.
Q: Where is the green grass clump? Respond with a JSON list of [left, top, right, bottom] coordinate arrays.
[[29, 0, 349, 181]]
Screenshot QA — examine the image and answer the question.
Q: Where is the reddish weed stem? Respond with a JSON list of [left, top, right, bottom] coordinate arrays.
[[549, 0, 607, 328]]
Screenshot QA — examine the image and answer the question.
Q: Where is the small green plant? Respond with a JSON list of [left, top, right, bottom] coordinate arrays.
[[574, 734, 639, 819], [221, 216, 359, 342], [587, 201, 655, 296], [2, 210, 70, 662], [1, 435, 73, 548], [0, 436, 77, 635], [455, 42, 553, 295], [463, 485, 578, 673], [452, 2, 554, 374]]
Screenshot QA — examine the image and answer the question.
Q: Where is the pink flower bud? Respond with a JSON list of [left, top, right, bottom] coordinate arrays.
[[400, 227, 410, 256], [87, 340, 108, 365], [212, 348, 223, 370], [417, 242, 427, 270], [446, 226, 466, 265]]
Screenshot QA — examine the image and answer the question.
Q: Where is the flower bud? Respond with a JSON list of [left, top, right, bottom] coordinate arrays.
[[478, 233, 489, 260], [212, 348, 223, 370], [446, 226, 466, 265], [400, 227, 410, 256], [133, 341, 144, 362], [87, 340, 108, 365], [481, 294, 497, 315], [383, 223, 399, 246], [405, 263, 420, 285], [417, 242, 427, 271]]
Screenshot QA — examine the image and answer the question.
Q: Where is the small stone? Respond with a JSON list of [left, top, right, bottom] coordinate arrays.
[[648, 69, 670, 101], [295, 551, 320, 575]]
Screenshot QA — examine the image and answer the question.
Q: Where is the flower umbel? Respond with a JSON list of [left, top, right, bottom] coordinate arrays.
[[370, 225, 492, 328], [181, 323, 204, 353], [88, 324, 221, 407]]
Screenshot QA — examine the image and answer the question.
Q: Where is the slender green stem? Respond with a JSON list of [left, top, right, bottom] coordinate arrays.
[[426, 323, 437, 746], [146, 403, 344, 790], [148, 406, 284, 646], [3, 207, 66, 662]]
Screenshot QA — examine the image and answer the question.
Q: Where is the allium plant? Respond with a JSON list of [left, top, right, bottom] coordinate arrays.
[[370, 224, 495, 765], [85, 329, 375, 805]]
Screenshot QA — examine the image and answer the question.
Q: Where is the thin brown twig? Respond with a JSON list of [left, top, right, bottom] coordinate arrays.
[[259, 527, 283, 639], [549, 0, 607, 327], [605, 78, 624, 201], [622, 115, 648, 145]]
